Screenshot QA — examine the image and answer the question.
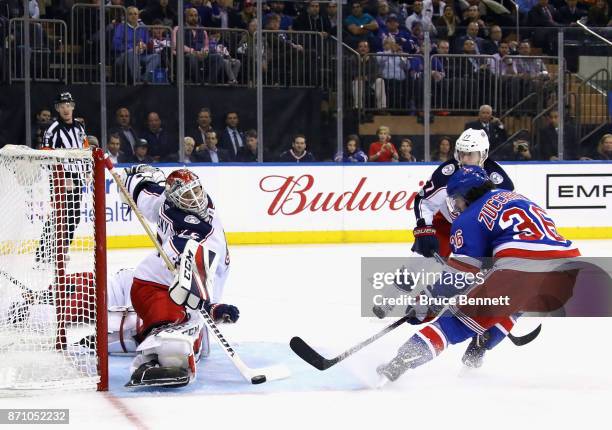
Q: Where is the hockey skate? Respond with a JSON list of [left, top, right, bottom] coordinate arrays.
[[376, 342, 428, 384], [125, 359, 190, 389], [461, 333, 489, 368]]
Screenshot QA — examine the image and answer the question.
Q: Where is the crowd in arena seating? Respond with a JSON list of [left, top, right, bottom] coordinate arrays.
[[4, 1, 612, 161]]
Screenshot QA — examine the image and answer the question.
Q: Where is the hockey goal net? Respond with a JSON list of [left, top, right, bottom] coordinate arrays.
[[0, 145, 107, 393]]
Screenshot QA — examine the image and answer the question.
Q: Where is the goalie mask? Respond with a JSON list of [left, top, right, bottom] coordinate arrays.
[[454, 128, 489, 167], [165, 169, 209, 219]]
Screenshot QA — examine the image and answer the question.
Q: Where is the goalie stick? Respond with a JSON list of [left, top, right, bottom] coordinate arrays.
[[104, 158, 290, 385]]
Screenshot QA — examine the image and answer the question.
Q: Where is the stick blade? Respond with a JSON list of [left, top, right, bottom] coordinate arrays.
[[289, 336, 333, 371]]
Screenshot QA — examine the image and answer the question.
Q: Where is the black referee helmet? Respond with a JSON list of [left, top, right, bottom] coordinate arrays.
[[54, 92, 75, 107]]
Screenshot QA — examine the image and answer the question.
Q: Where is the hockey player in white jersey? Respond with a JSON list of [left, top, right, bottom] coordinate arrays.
[[118, 165, 239, 388]]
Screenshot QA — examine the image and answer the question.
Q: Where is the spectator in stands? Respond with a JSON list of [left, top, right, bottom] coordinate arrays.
[[113, 6, 161, 83], [461, 4, 488, 37], [236, 129, 259, 162], [515, 40, 549, 78], [211, 0, 242, 29], [279, 134, 316, 162], [173, 8, 224, 83], [208, 29, 241, 84], [236, 18, 261, 84], [28, 0, 39, 19], [369, 126, 399, 162], [586, 0, 610, 26], [141, 112, 173, 161], [264, 13, 305, 85], [506, 138, 533, 160], [398, 138, 417, 162], [490, 41, 518, 76], [186, 0, 214, 27], [590, 134, 612, 160], [110, 107, 138, 157], [558, 0, 587, 25], [377, 37, 409, 108], [379, 14, 418, 54], [453, 21, 484, 54], [141, 0, 177, 27], [334, 134, 368, 162], [129, 138, 154, 163], [375, 1, 392, 33], [196, 130, 232, 162], [434, 5, 460, 40], [31, 108, 52, 147], [166, 136, 197, 163], [465, 105, 508, 151], [105, 133, 127, 164], [405, 0, 435, 35], [237, 1, 257, 29], [490, 41, 520, 109], [266, 1, 293, 30], [325, 1, 338, 34], [146, 21, 171, 83], [527, 0, 561, 53], [294, 1, 332, 34], [427, 0, 446, 19], [431, 136, 452, 162], [219, 111, 245, 159], [351, 40, 387, 110], [345, 1, 379, 49], [190, 107, 215, 151], [482, 25, 502, 55], [537, 110, 578, 160]]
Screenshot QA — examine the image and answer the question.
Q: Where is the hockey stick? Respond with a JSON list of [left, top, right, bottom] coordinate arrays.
[[290, 313, 413, 371], [508, 324, 542, 346], [104, 158, 290, 384]]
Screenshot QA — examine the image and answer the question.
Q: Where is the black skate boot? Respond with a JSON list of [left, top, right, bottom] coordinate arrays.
[[462, 333, 490, 368]]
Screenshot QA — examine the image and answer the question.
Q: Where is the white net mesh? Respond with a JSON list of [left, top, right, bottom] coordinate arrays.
[[0, 145, 100, 393]]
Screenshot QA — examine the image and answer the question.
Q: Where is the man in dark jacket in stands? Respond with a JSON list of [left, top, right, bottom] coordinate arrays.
[[465, 104, 508, 152], [279, 134, 316, 162]]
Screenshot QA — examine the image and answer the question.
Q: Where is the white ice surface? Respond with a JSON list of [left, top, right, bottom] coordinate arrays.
[[2, 240, 611, 430]]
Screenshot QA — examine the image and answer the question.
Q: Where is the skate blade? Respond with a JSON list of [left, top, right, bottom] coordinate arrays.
[[125, 375, 190, 389], [375, 374, 391, 389]]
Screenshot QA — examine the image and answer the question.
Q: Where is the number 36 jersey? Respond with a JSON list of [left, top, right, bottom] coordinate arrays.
[[449, 189, 580, 262]]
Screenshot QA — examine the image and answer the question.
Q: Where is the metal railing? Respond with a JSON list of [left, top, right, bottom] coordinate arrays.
[[260, 30, 330, 88], [430, 54, 498, 113], [177, 26, 247, 86], [71, 4, 127, 84], [8, 18, 67, 83]]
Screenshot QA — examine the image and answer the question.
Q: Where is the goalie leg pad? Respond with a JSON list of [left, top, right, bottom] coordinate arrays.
[[130, 312, 207, 385]]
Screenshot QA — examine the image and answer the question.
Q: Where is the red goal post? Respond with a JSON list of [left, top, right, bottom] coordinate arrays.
[[0, 145, 107, 393]]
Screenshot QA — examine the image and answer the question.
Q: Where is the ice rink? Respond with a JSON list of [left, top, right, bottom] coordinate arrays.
[[3, 239, 612, 430]]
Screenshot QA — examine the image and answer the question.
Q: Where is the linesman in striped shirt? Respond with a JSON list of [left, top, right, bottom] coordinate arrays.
[[36, 92, 89, 265]]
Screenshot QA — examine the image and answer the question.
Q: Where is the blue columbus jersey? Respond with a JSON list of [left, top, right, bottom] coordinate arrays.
[[414, 159, 514, 225], [449, 189, 580, 265]]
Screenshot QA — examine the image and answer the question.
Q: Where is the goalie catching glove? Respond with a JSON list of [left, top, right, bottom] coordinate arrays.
[[119, 164, 166, 205]]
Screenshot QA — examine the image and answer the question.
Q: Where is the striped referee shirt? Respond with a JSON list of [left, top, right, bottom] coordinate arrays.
[[42, 119, 89, 174], [42, 119, 88, 149]]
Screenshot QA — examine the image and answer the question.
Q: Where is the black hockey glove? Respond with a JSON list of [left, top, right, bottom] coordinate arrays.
[[205, 303, 240, 323], [411, 219, 439, 258]]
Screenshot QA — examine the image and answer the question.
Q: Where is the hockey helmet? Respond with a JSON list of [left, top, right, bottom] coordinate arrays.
[[446, 165, 490, 213], [454, 128, 489, 166], [165, 169, 209, 219]]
